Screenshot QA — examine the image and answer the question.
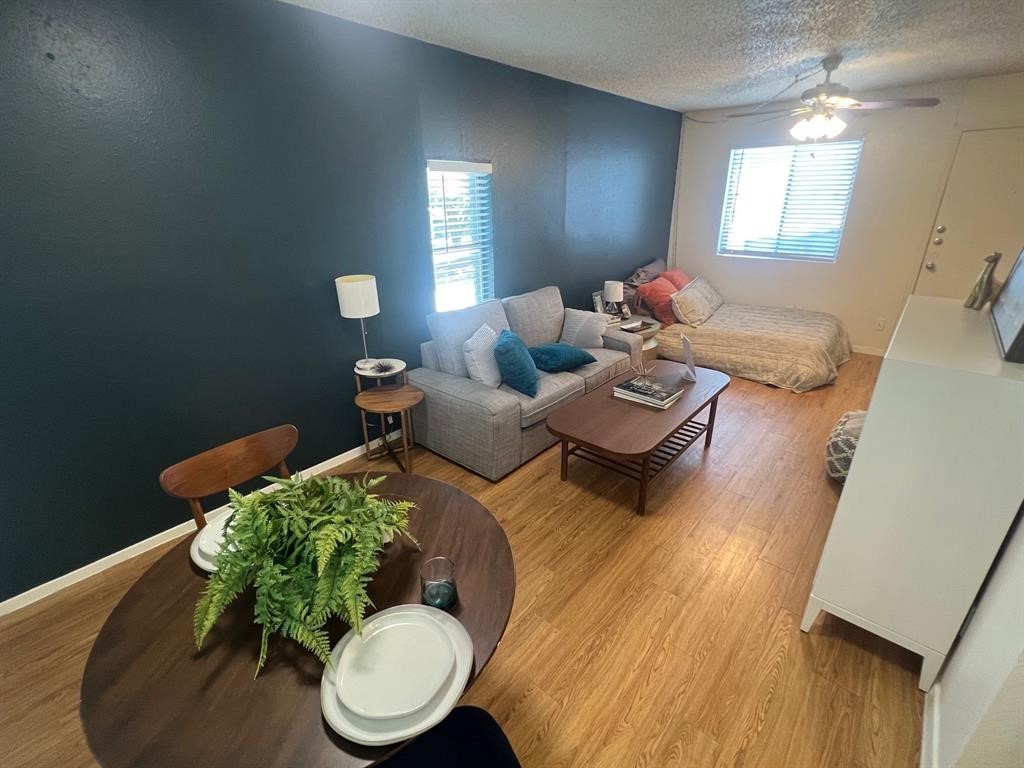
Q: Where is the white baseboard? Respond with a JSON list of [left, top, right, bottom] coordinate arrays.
[[852, 345, 886, 356], [0, 432, 401, 618], [921, 682, 941, 768]]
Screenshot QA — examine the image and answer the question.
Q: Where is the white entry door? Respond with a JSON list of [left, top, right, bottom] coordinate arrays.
[[914, 127, 1024, 298]]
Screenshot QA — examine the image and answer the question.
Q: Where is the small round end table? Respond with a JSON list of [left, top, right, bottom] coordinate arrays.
[[355, 384, 424, 473], [626, 319, 661, 361]]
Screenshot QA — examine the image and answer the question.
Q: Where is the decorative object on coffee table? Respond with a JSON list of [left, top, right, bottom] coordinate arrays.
[[547, 362, 730, 514], [336, 274, 381, 368], [355, 383, 424, 473], [964, 251, 1002, 309]]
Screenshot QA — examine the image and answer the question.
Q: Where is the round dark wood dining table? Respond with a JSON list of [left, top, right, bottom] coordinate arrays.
[[80, 473, 516, 768]]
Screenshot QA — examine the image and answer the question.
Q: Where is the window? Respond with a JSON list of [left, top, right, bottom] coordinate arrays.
[[717, 140, 862, 262], [426, 160, 495, 312]]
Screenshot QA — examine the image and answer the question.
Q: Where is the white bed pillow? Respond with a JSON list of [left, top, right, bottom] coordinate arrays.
[[671, 276, 723, 326], [560, 308, 607, 348], [463, 324, 502, 387]]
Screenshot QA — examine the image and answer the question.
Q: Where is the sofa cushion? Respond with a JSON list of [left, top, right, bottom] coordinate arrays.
[[502, 286, 564, 347], [500, 371, 584, 428], [426, 299, 510, 378], [573, 347, 631, 392], [635, 276, 677, 312], [494, 329, 539, 397], [671, 275, 723, 326], [661, 269, 691, 290], [560, 308, 607, 349], [623, 258, 667, 310], [463, 324, 502, 387], [529, 343, 596, 373]]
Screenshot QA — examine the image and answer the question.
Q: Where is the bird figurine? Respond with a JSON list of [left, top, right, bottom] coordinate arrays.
[[964, 252, 1003, 310]]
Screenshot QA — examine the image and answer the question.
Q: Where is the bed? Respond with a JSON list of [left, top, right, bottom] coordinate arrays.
[[656, 303, 851, 393]]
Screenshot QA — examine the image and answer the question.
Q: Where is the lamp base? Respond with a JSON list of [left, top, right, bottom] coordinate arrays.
[[355, 358, 379, 371]]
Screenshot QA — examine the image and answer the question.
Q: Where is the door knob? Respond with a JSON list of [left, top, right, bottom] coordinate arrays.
[[925, 262, 936, 271], [933, 237, 944, 245], [936, 225, 946, 233]]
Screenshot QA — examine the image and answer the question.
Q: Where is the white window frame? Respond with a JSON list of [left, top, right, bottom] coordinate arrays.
[[425, 159, 495, 312], [717, 140, 863, 264]]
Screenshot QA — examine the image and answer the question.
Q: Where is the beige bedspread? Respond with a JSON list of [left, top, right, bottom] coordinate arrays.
[[656, 304, 851, 392]]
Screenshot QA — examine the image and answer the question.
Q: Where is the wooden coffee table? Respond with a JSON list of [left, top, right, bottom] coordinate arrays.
[[546, 362, 730, 514]]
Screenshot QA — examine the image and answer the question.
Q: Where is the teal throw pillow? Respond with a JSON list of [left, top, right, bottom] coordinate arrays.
[[494, 329, 539, 396], [529, 343, 597, 373]]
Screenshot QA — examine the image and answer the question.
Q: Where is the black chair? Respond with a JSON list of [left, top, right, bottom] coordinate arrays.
[[380, 707, 521, 767]]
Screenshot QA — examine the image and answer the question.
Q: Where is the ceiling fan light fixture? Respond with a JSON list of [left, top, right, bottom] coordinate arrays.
[[790, 111, 846, 141]]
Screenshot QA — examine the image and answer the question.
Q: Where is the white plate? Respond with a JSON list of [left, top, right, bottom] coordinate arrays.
[[188, 512, 231, 573], [337, 610, 455, 719], [321, 605, 473, 746]]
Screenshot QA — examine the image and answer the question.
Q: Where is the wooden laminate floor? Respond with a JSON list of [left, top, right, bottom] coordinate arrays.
[[0, 353, 923, 767]]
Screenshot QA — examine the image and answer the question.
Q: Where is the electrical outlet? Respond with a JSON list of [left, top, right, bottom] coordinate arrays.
[[874, 318, 887, 332]]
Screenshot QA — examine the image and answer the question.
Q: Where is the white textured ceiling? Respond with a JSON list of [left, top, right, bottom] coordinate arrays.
[[283, 0, 1024, 112]]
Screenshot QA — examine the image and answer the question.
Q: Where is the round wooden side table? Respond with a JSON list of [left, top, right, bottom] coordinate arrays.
[[355, 384, 424, 473], [625, 319, 661, 361]]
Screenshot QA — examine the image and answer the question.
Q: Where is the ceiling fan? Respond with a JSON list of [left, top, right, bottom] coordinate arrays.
[[728, 55, 941, 141]]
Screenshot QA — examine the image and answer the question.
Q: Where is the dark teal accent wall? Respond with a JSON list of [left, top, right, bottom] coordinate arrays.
[[0, 0, 681, 599]]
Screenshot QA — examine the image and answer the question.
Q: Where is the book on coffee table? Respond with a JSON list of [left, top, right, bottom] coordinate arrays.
[[613, 373, 688, 409]]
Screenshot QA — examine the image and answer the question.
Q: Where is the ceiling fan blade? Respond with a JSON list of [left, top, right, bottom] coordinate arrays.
[[752, 112, 800, 124], [845, 98, 941, 110], [728, 105, 805, 119]]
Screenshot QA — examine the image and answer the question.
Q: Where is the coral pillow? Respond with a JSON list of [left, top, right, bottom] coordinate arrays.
[[652, 298, 678, 326], [660, 269, 691, 290], [634, 276, 676, 311]]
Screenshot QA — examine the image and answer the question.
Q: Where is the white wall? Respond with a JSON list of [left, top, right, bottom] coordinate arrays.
[[921, 517, 1024, 768], [671, 72, 1024, 352]]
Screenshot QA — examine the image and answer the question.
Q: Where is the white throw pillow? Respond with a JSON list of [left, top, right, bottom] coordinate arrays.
[[463, 324, 502, 387], [560, 308, 607, 349], [671, 276, 723, 326]]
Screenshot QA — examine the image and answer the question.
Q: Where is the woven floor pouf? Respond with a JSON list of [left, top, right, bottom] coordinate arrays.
[[825, 410, 867, 483]]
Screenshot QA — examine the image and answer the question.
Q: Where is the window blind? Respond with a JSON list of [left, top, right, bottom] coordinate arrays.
[[426, 160, 495, 312], [718, 140, 863, 262]]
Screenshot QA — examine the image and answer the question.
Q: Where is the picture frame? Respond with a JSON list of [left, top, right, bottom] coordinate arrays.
[[591, 290, 625, 317], [990, 247, 1024, 363]]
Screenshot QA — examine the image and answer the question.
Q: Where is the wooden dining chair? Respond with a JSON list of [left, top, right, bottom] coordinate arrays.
[[158, 424, 299, 530]]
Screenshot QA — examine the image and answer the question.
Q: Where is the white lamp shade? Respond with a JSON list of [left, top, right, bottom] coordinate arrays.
[[604, 280, 624, 303], [335, 275, 380, 319]]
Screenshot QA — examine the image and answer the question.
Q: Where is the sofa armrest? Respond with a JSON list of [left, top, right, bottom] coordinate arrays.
[[602, 327, 642, 366], [406, 367, 523, 480], [408, 367, 520, 418]]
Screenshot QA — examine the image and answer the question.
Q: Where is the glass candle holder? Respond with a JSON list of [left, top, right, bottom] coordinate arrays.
[[420, 556, 458, 611]]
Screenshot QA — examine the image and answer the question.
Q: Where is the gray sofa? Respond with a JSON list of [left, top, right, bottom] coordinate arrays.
[[408, 286, 641, 480]]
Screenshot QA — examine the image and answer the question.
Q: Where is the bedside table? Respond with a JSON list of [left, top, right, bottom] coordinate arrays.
[[353, 358, 421, 472], [621, 319, 661, 361]]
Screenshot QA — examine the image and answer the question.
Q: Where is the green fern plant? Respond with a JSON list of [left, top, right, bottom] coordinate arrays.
[[193, 474, 415, 675]]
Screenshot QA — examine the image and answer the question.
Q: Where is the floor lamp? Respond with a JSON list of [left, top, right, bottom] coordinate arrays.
[[335, 274, 380, 369]]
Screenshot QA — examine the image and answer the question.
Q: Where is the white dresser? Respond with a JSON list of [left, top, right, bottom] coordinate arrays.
[[801, 295, 1024, 691]]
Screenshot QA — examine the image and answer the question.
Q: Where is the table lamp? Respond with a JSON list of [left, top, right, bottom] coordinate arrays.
[[604, 280, 628, 317], [335, 274, 380, 369]]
